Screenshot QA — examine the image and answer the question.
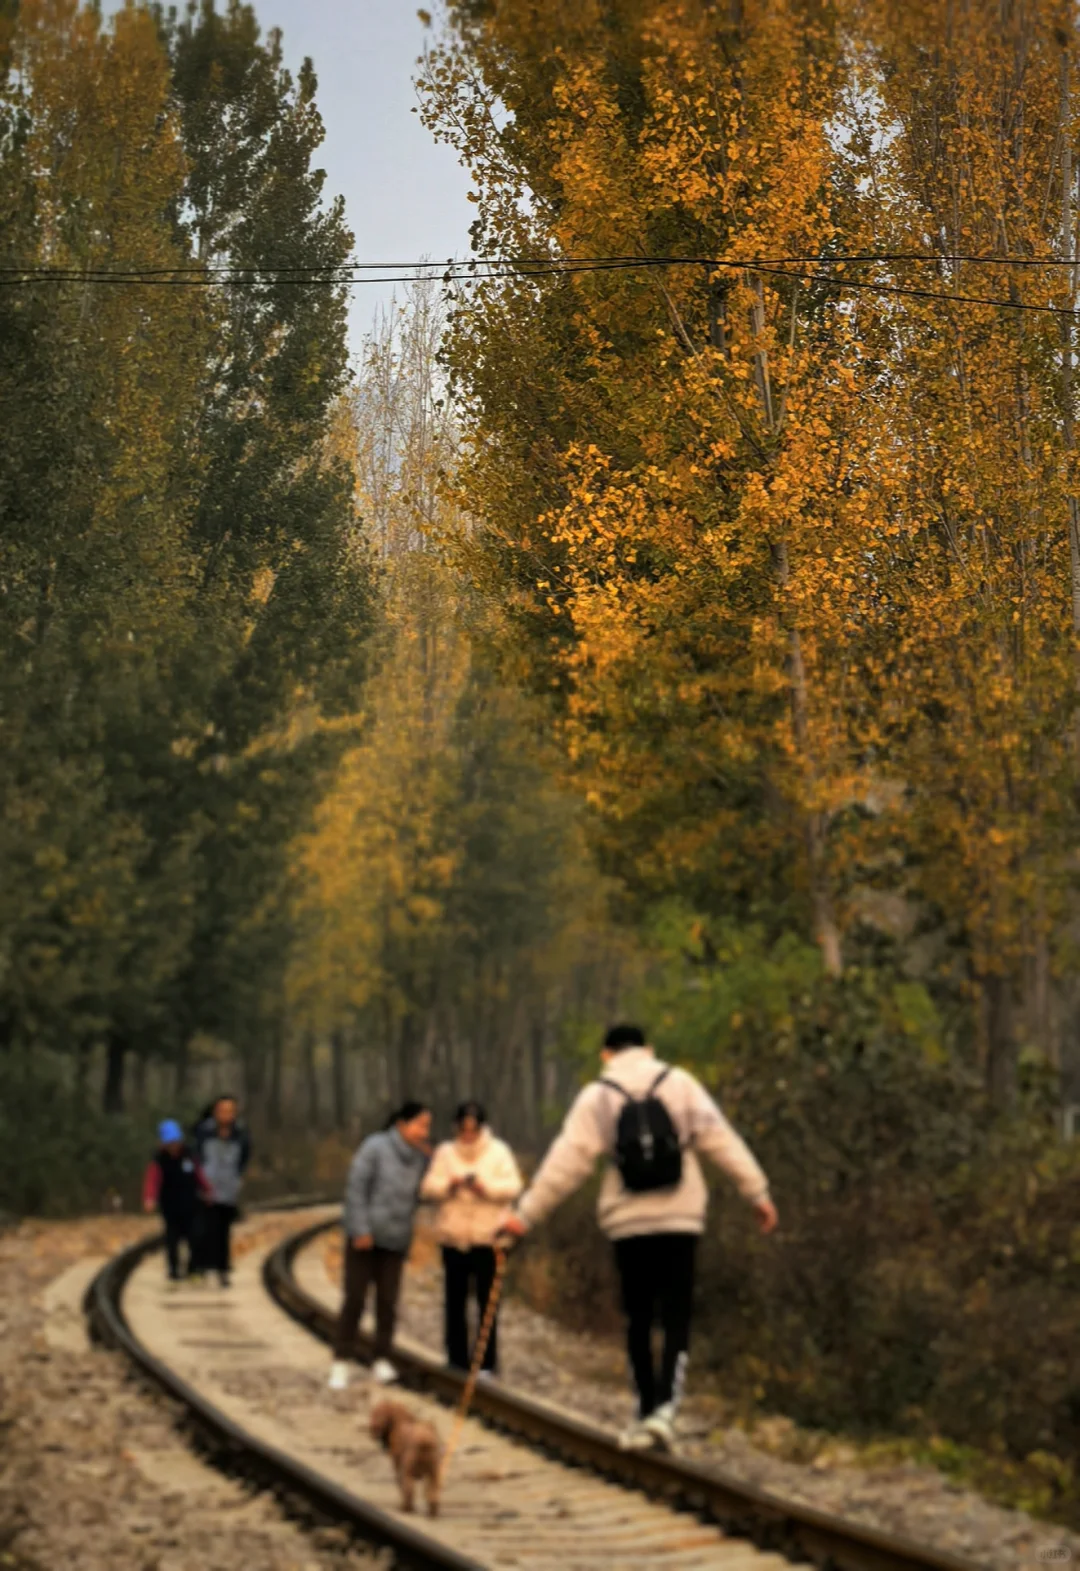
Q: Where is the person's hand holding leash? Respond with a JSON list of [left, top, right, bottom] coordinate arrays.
[[753, 1195, 779, 1235], [495, 1210, 526, 1248], [352, 1233, 374, 1250]]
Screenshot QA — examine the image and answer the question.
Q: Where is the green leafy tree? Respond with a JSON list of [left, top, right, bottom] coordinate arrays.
[[0, 0, 209, 1088], [160, 1, 373, 1093], [0, 0, 372, 1112]]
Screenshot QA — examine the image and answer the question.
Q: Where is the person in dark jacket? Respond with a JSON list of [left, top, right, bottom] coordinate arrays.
[[192, 1095, 251, 1288], [143, 1120, 210, 1282], [328, 1100, 432, 1391]]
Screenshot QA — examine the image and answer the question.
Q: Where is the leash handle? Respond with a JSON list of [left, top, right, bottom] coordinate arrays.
[[439, 1244, 508, 1483]]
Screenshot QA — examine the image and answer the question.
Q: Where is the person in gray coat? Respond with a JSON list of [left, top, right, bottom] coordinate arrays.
[[329, 1100, 432, 1390], [192, 1095, 251, 1287]]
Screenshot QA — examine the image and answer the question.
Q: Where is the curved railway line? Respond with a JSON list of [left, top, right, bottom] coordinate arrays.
[[86, 1206, 983, 1571]]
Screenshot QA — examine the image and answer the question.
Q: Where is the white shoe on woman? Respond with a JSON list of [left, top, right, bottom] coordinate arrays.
[[372, 1357, 399, 1385], [643, 1403, 677, 1452]]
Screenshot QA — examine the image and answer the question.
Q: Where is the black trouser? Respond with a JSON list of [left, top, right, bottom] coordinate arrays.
[[613, 1233, 697, 1418], [163, 1212, 195, 1279], [333, 1244, 405, 1361], [442, 1245, 498, 1374], [194, 1202, 238, 1279]]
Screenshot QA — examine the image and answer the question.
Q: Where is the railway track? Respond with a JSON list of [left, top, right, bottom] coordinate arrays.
[[87, 1207, 982, 1571]]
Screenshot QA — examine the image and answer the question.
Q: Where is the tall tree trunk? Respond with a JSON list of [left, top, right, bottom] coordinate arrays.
[[132, 1050, 147, 1109], [1059, 33, 1080, 743], [174, 1036, 189, 1100], [75, 1038, 94, 1109], [244, 1039, 267, 1118], [747, 272, 842, 979], [984, 973, 1017, 1108], [1029, 883, 1057, 1070], [331, 1029, 348, 1130], [303, 1031, 320, 1128], [398, 1010, 422, 1105], [1034, 930, 1056, 1068], [775, 537, 844, 977], [530, 1013, 546, 1146], [103, 1032, 126, 1114], [267, 1026, 284, 1131], [382, 997, 399, 1108]]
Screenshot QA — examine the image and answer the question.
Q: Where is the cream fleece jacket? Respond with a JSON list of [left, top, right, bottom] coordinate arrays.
[[515, 1047, 770, 1241], [420, 1127, 524, 1250]]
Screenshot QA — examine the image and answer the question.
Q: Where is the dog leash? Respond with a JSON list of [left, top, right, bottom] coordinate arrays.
[[438, 1240, 510, 1483]]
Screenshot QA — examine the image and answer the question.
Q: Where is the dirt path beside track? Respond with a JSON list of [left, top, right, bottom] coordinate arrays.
[[0, 1214, 378, 1571]]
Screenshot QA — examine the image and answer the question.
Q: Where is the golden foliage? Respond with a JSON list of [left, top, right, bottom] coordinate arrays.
[[423, 0, 1080, 1090]]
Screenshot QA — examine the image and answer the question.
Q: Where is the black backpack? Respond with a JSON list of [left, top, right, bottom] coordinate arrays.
[[600, 1067, 683, 1193]]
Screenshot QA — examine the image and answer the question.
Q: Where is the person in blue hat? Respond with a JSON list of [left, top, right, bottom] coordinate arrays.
[[143, 1119, 211, 1282]]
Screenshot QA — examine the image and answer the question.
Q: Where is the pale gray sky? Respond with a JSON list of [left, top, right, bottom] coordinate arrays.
[[105, 0, 475, 354], [264, 0, 474, 351]]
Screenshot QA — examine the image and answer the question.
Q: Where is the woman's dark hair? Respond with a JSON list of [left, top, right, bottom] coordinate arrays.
[[201, 1094, 238, 1123], [603, 1022, 646, 1050], [385, 1099, 430, 1129], [454, 1099, 487, 1128]]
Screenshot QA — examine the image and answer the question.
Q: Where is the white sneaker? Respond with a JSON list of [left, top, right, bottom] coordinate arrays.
[[643, 1403, 677, 1452], [328, 1360, 350, 1392], [617, 1419, 656, 1452], [372, 1357, 399, 1385]]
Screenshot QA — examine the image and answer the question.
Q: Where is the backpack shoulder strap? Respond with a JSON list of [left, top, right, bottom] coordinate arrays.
[[599, 1078, 632, 1100], [648, 1066, 687, 1146]]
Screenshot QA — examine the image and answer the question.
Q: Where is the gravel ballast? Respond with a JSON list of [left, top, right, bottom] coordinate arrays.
[[0, 1215, 379, 1571]]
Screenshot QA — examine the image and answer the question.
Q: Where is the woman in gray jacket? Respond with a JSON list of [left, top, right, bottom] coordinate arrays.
[[329, 1100, 432, 1390]]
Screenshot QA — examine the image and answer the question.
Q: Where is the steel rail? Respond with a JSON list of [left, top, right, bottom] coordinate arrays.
[[84, 1203, 484, 1571], [267, 1215, 985, 1571]]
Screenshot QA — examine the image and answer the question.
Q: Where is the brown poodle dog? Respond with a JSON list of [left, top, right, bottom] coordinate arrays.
[[369, 1398, 443, 1517]]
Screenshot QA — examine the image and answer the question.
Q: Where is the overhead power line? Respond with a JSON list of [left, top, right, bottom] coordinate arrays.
[[3, 251, 1080, 318], [4, 249, 1080, 278]]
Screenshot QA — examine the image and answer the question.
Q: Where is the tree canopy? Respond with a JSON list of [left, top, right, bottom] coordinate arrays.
[[0, 0, 371, 1106], [420, 0, 1080, 1104]]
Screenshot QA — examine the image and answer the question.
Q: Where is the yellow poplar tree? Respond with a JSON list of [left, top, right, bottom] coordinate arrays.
[[426, 0, 883, 974], [847, 0, 1080, 1093]]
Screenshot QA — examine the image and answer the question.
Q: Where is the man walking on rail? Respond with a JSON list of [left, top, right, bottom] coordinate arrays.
[[498, 1023, 778, 1453], [192, 1095, 251, 1288]]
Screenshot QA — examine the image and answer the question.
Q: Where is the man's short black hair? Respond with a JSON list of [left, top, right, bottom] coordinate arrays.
[[603, 1022, 646, 1050]]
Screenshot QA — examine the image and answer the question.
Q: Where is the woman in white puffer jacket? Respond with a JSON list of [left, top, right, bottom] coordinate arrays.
[[420, 1100, 523, 1375]]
